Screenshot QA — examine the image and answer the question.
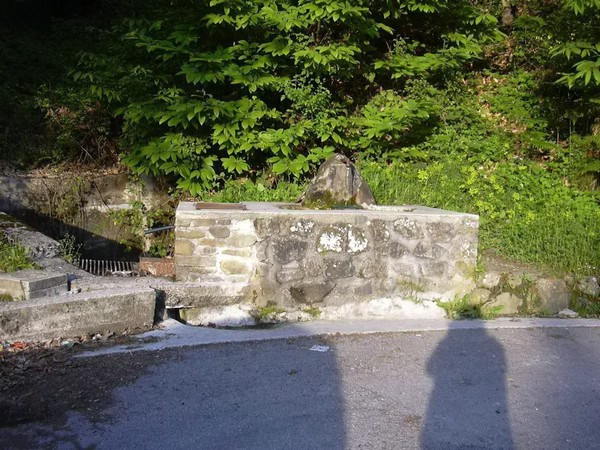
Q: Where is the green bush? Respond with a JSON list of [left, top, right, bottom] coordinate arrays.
[[0, 238, 36, 273]]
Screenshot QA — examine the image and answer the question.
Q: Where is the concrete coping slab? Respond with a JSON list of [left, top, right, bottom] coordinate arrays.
[[0, 270, 68, 300], [177, 201, 479, 219]]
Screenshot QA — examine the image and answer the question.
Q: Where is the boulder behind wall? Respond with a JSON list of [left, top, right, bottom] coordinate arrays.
[[300, 154, 376, 207]]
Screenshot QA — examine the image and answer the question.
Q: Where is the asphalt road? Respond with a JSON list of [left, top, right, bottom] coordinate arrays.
[[1, 323, 600, 449]]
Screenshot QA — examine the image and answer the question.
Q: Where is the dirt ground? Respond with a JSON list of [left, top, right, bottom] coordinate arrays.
[[0, 335, 175, 427]]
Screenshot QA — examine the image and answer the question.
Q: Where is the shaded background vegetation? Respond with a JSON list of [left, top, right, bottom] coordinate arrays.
[[0, 0, 598, 274]]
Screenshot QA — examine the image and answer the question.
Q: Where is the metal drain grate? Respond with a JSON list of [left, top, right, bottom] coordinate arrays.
[[79, 259, 137, 276]]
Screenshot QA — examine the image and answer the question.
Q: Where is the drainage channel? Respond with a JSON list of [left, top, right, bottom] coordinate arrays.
[[78, 259, 138, 276]]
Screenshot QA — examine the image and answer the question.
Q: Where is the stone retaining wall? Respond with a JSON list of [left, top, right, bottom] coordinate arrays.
[[175, 202, 479, 309]]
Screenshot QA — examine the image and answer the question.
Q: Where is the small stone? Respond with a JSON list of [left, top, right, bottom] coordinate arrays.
[[227, 234, 257, 248], [273, 238, 308, 264], [220, 259, 252, 275], [276, 269, 305, 283], [221, 248, 253, 257], [388, 241, 409, 259], [419, 262, 448, 278], [317, 228, 346, 253], [177, 229, 207, 239], [289, 219, 315, 236], [413, 242, 445, 259], [324, 259, 355, 278], [426, 222, 455, 242], [558, 309, 579, 319], [576, 276, 599, 298], [359, 259, 387, 279], [209, 226, 231, 239], [174, 239, 194, 256], [175, 255, 217, 267], [371, 220, 390, 242], [290, 281, 336, 304], [480, 271, 502, 289], [490, 292, 523, 315], [470, 288, 492, 304], [393, 218, 424, 239], [347, 227, 368, 253]]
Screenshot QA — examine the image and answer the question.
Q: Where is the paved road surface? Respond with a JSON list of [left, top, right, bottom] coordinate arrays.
[[1, 321, 599, 449]]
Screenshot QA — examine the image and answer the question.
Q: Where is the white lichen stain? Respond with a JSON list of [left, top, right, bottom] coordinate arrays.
[[347, 228, 368, 253], [290, 220, 315, 234], [460, 242, 476, 258], [318, 232, 344, 253]]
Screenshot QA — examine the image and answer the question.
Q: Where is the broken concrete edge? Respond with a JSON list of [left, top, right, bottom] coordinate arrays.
[[0, 287, 156, 342], [76, 317, 600, 357]]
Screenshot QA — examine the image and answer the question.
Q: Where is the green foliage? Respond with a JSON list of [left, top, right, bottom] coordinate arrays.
[[57, 234, 83, 264], [437, 296, 502, 320], [74, 0, 500, 194], [361, 157, 600, 275], [198, 176, 305, 203], [0, 237, 36, 273]]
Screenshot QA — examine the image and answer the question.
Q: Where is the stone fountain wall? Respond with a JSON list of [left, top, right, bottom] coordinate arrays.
[[174, 202, 479, 310]]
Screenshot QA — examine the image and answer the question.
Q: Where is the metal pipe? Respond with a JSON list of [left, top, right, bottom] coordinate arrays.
[[143, 225, 175, 235]]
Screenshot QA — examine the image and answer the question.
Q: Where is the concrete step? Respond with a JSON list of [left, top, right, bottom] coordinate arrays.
[[0, 287, 156, 342]]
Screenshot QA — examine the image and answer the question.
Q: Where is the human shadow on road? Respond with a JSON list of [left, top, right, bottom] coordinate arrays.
[[421, 323, 514, 449]]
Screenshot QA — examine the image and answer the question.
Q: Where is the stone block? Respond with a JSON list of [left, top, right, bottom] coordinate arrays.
[[393, 218, 424, 239], [324, 259, 355, 278], [359, 259, 387, 279], [227, 234, 257, 248], [419, 262, 449, 278], [208, 225, 231, 239], [191, 219, 219, 227], [371, 220, 390, 242], [276, 268, 305, 283], [490, 292, 523, 315], [174, 239, 194, 256], [0, 270, 68, 300], [426, 222, 455, 242], [388, 241, 409, 258], [195, 246, 217, 255], [576, 276, 599, 298], [289, 219, 315, 236], [161, 282, 249, 308], [413, 242, 446, 259], [220, 258, 253, 275], [302, 260, 323, 277], [470, 288, 492, 304], [175, 255, 217, 267], [273, 237, 308, 264], [255, 218, 282, 237], [317, 227, 346, 253], [290, 281, 336, 304], [347, 227, 368, 253], [221, 248, 253, 257], [177, 229, 207, 239], [300, 153, 375, 206]]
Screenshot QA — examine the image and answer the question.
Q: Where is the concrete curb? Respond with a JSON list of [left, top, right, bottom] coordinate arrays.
[[0, 287, 156, 342], [78, 317, 600, 357]]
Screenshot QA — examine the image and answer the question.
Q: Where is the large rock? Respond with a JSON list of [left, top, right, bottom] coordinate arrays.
[[533, 278, 571, 314], [300, 154, 376, 207]]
